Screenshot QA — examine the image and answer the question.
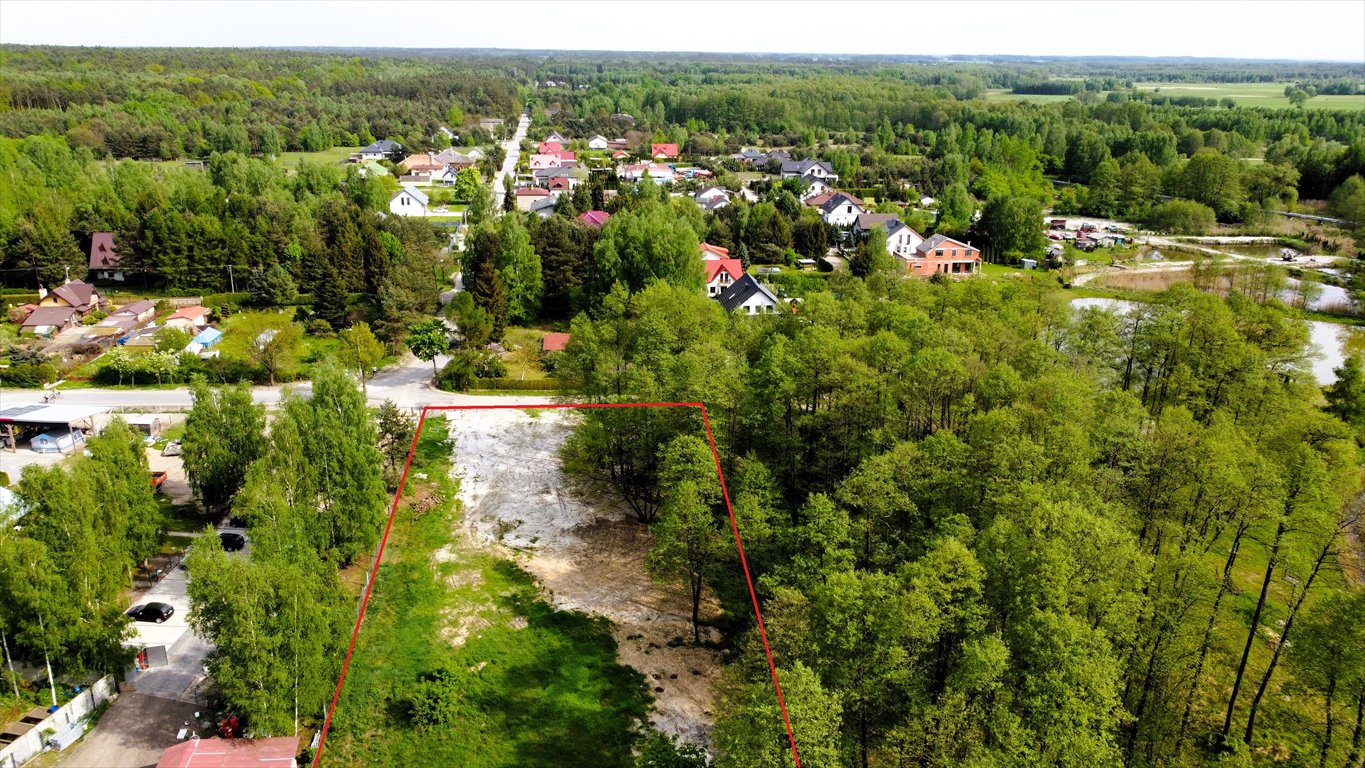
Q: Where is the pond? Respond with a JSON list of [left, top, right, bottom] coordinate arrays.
[[1070, 297, 1365, 385]]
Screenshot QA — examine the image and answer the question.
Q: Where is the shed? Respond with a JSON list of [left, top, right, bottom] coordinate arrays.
[[1, 404, 108, 453], [541, 333, 571, 353], [124, 415, 165, 438], [1020, 258, 1038, 270], [192, 327, 223, 348], [31, 430, 85, 454]]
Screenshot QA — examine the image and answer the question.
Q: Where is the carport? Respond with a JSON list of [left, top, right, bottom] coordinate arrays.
[[0, 404, 108, 452]]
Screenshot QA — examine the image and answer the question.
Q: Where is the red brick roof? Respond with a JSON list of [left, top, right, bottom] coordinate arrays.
[[541, 332, 571, 352], [578, 211, 610, 228], [651, 143, 679, 158], [538, 141, 562, 154], [704, 258, 744, 283], [699, 243, 730, 259], [515, 187, 550, 197], [156, 736, 299, 768]]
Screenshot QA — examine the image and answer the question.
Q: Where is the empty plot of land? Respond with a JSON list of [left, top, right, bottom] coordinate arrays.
[[451, 408, 724, 746]]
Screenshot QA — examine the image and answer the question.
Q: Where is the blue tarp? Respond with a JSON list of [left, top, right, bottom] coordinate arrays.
[[192, 327, 222, 347]]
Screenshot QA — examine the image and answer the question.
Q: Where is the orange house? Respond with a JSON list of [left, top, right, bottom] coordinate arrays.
[[905, 234, 982, 277]]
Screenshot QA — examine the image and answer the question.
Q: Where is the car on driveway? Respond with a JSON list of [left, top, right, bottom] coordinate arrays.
[[219, 532, 246, 552], [129, 602, 175, 623]]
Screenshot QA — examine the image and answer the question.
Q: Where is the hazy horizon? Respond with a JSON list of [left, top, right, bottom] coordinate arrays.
[[1, 0, 1363, 64]]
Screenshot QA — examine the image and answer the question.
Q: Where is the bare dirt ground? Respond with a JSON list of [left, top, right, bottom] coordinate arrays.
[[446, 408, 724, 748]]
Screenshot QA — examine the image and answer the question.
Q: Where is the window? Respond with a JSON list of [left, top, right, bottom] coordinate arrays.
[[935, 249, 944, 257]]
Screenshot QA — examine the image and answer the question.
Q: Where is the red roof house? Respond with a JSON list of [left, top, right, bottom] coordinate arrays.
[[541, 332, 571, 352], [156, 736, 299, 768], [578, 211, 610, 228], [554, 151, 576, 162], [699, 243, 731, 260], [611, 150, 630, 160], [651, 143, 679, 160], [704, 258, 745, 297], [538, 141, 563, 154]]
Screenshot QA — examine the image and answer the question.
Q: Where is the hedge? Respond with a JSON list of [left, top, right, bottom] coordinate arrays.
[[477, 378, 565, 391]]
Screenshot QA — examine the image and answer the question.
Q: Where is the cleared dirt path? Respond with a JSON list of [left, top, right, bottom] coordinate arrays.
[[447, 408, 723, 747]]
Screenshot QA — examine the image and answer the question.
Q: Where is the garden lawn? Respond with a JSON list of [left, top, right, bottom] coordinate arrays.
[[323, 417, 652, 768], [276, 146, 363, 173]]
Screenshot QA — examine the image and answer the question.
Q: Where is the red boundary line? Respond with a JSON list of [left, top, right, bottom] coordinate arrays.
[[311, 402, 802, 767]]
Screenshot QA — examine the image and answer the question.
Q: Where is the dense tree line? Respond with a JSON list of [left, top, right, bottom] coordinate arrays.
[[0, 46, 525, 158], [0, 420, 164, 703], [558, 275, 1365, 768], [183, 365, 398, 735]]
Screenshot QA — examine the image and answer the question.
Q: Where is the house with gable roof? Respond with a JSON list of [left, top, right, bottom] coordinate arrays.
[[906, 234, 982, 277], [389, 187, 429, 217], [716, 274, 782, 315], [88, 232, 123, 282], [817, 191, 866, 227], [704, 258, 745, 298]]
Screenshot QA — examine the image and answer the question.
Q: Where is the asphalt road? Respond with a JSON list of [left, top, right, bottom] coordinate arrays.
[[493, 111, 531, 212], [1, 356, 554, 412]]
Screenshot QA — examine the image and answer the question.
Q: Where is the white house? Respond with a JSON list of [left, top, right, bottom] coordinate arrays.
[[529, 153, 562, 170], [360, 139, 401, 161], [695, 186, 731, 211], [818, 192, 866, 227], [544, 131, 568, 143], [587, 135, 610, 150], [780, 159, 838, 182], [801, 176, 831, 198], [853, 213, 923, 257], [705, 259, 745, 298], [716, 274, 782, 315], [390, 187, 429, 217]]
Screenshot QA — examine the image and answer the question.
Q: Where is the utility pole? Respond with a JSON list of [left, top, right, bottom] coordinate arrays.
[[226, 264, 236, 294]]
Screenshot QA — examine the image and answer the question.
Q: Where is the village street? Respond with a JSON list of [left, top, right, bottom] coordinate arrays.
[[492, 110, 531, 212]]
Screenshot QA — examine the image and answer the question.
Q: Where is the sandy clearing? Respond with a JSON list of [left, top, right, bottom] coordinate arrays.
[[447, 408, 724, 748]]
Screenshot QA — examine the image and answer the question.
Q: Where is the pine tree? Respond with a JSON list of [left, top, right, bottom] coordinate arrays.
[[471, 257, 508, 340]]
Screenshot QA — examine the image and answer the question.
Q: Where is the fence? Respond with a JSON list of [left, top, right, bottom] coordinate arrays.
[[0, 674, 115, 768]]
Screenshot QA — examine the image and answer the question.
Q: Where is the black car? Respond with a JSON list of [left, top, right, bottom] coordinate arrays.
[[219, 532, 246, 552], [129, 602, 175, 623]]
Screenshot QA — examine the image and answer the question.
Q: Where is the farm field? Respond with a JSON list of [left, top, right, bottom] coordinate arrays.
[[1136, 82, 1365, 110]]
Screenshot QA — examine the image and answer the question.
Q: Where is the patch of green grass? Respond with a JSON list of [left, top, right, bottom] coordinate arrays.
[[325, 416, 652, 768], [1135, 82, 1365, 111], [275, 146, 363, 173], [158, 495, 212, 535]]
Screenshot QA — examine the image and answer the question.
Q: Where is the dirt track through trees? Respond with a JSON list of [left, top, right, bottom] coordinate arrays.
[[447, 408, 723, 747]]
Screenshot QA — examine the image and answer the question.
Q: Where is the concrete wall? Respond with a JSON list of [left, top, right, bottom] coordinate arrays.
[[0, 675, 115, 768]]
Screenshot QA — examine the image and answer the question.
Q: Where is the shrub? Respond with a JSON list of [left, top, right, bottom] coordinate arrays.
[[4, 361, 57, 387], [306, 319, 333, 336], [436, 350, 480, 391], [474, 352, 506, 379], [410, 667, 461, 729], [1145, 199, 1216, 235], [475, 377, 564, 391], [154, 326, 193, 353], [82, 310, 108, 325]]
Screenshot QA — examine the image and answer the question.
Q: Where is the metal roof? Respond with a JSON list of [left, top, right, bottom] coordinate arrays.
[[0, 404, 109, 426]]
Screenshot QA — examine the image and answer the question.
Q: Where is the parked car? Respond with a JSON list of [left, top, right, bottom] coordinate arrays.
[[128, 602, 175, 623], [150, 471, 167, 490], [219, 532, 246, 552], [161, 440, 183, 457]]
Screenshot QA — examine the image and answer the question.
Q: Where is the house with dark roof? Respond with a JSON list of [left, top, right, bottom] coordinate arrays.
[[907, 234, 982, 277], [716, 274, 782, 315], [38, 280, 102, 313], [817, 192, 866, 227], [88, 232, 123, 282], [780, 159, 838, 182], [801, 174, 832, 198], [360, 139, 401, 161], [695, 186, 731, 212], [20, 306, 79, 336], [111, 299, 156, 325], [528, 194, 559, 219]]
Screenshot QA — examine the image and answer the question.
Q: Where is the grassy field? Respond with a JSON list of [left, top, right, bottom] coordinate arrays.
[[1136, 82, 1365, 111], [275, 145, 362, 171], [323, 416, 653, 768]]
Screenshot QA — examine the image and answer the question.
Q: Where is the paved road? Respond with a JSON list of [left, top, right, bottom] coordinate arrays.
[[0, 356, 554, 412], [54, 692, 208, 768], [493, 111, 531, 212]]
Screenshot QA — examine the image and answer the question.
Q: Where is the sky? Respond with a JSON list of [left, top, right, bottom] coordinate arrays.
[[1, 0, 1363, 63]]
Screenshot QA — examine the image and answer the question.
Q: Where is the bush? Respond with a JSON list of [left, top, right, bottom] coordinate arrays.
[[306, 319, 333, 336], [410, 667, 461, 729], [82, 310, 108, 325], [475, 377, 564, 391], [474, 352, 506, 379], [436, 350, 480, 391], [3, 361, 57, 387], [1146, 199, 1216, 235]]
